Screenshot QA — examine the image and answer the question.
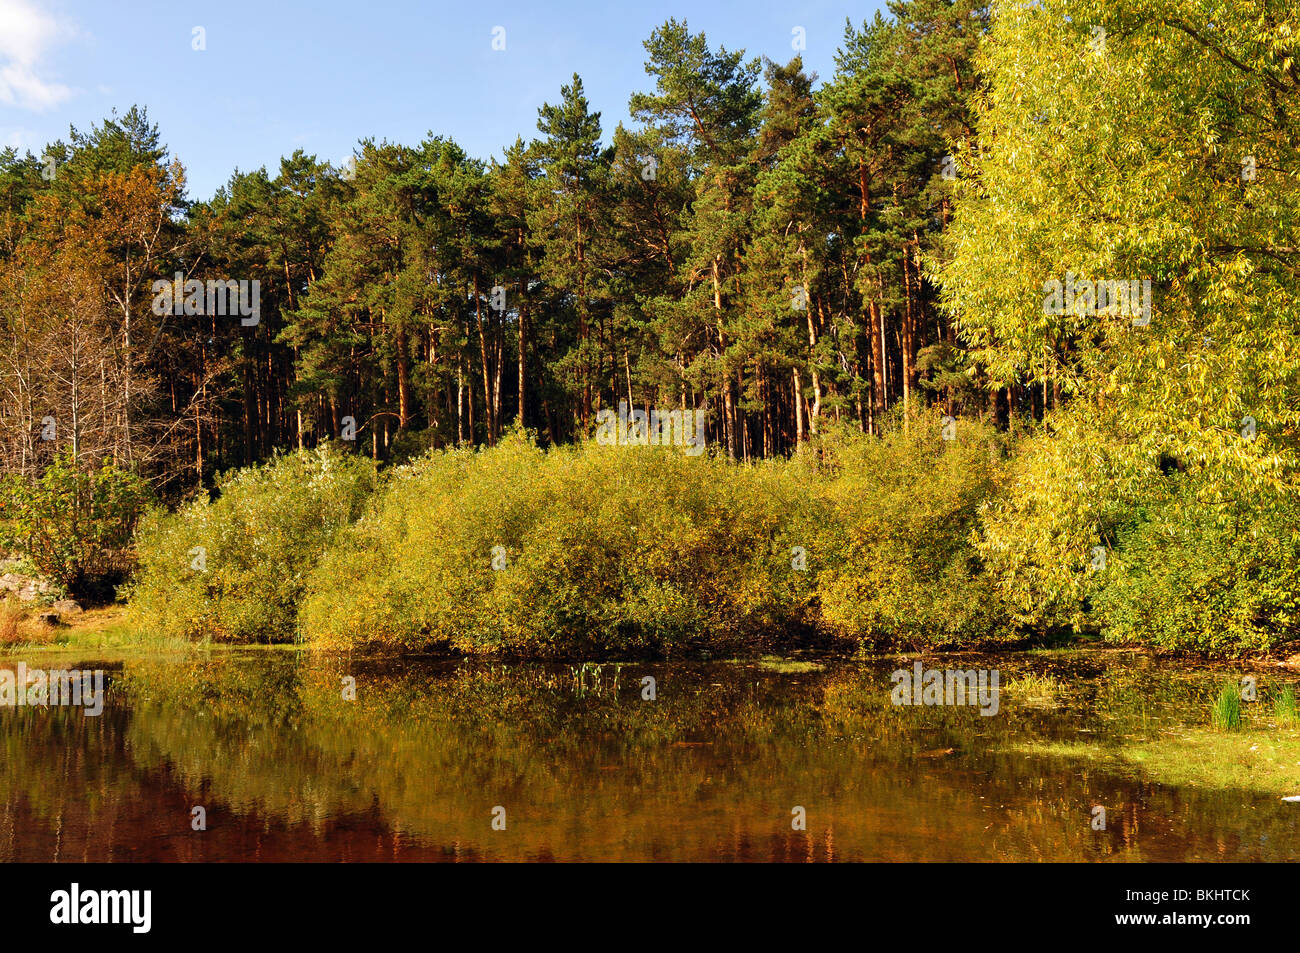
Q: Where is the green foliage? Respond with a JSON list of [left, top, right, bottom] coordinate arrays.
[[74, 1, 1300, 661], [304, 417, 1010, 654], [809, 414, 1015, 649], [122, 408, 1300, 659], [1274, 685, 1298, 727], [1092, 483, 1300, 655], [976, 413, 1134, 635], [935, 1, 1300, 657], [0, 452, 151, 597], [127, 445, 377, 641], [973, 407, 1300, 656], [300, 428, 815, 656], [1210, 683, 1242, 732]]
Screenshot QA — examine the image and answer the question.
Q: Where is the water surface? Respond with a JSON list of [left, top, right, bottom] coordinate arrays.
[[1, 650, 1296, 861]]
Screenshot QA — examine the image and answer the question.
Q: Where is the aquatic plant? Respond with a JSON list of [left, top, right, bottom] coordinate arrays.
[[1210, 683, 1242, 731], [1274, 685, 1298, 727]]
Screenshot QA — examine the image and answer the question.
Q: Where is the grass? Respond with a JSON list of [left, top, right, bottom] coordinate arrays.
[[1012, 729, 1300, 797], [1211, 682, 1242, 731], [1003, 672, 1063, 700], [1008, 680, 1300, 797], [753, 656, 826, 674], [1275, 685, 1298, 727], [0, 598, 21, 643], [0, 597, 57, 646], [0, 602, 192, 659]]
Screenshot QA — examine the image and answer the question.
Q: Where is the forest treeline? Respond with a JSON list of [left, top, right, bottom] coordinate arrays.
[[8, 0, 1300, 658], [1, 2, 987, 490]]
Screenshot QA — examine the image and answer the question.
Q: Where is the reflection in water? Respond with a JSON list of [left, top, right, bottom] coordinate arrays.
[[1, 651, 1296, 861]]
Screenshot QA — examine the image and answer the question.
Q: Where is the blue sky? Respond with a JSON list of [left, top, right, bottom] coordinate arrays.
[[0, 0, 887, 201]]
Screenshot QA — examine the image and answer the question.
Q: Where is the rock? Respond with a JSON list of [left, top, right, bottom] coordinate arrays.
[[0, 561, 53, 602], [36, 611, 62, 626], [51, 599, 83, 615]]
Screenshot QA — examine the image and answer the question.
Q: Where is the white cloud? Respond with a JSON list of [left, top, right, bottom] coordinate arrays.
[[0, 0, 75, 110]]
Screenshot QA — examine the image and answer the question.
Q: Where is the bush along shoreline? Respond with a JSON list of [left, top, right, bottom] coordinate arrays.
[[120, 415, 1300, 662]]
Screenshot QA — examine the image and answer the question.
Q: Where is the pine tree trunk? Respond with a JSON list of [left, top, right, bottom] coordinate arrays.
[[473, 275, 495, 444], [793, 367, 804, 449], [396, 325, 412, 430], [517, 298, 527, 427]]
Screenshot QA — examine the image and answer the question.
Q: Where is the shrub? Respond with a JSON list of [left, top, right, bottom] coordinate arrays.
[[974, 413, 1148, 637], [974, 398, 1300, 656], [123, 409, 1300, 660], [1092, 481, 1300, 655], [299, 428, 816, 656], [808, 414, 1014, 649], [0, 452, 151, 599], [127, 444, 377, 641]]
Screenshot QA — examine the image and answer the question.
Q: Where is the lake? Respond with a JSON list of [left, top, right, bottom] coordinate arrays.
[[1, 649, 1296, 861]]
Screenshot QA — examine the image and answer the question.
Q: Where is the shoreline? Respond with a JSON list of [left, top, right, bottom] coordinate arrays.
[[6, 604, 1300, 672]]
